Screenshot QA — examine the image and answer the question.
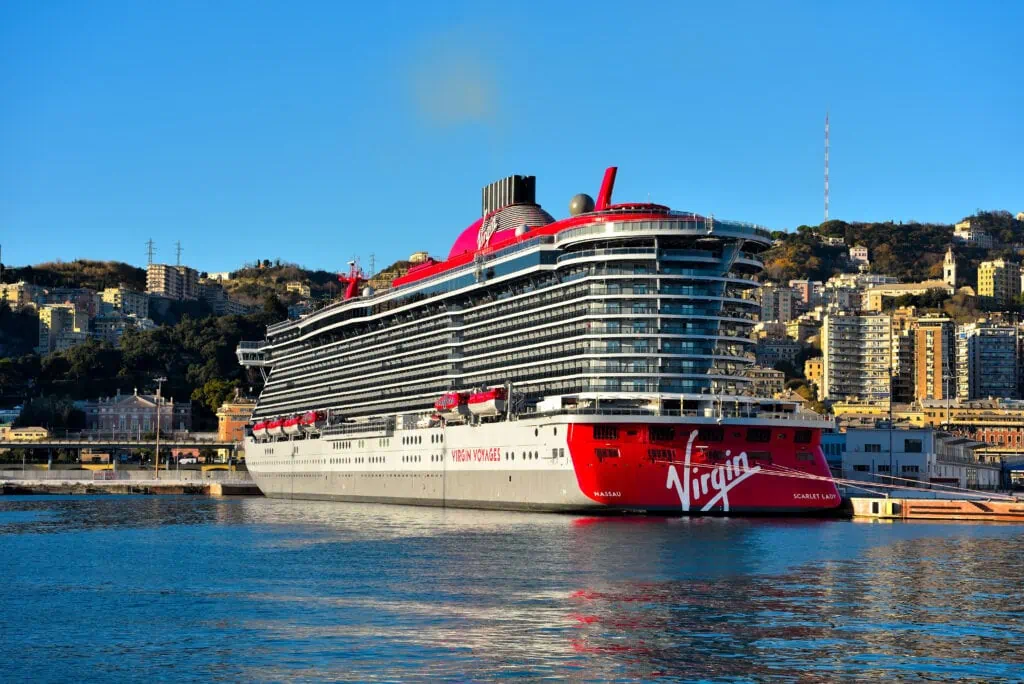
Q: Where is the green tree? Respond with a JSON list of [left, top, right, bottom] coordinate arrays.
[[191, 378, 239, 415]]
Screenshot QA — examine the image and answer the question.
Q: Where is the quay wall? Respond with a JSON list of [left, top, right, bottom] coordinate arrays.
[[0, 470, 252, 483]]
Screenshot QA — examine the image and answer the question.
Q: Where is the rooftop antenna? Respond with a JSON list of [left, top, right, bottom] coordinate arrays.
[[146, 239, 156, 265], [824, 111, 830, 223], [175, 240, 183, 266]]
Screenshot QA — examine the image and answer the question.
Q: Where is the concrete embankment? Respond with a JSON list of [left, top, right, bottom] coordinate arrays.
[[0, 470, 261, 497]]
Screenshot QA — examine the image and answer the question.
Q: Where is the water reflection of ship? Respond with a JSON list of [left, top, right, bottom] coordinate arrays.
[[225, 500, 1024, 681]]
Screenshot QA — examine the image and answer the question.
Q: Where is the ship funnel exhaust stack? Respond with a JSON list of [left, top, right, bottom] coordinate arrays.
[[481, 175, 536, 216], [595, 166, 618, 210]]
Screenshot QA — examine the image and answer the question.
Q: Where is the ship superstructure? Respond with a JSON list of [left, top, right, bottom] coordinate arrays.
[[238, 168, 840, 513]]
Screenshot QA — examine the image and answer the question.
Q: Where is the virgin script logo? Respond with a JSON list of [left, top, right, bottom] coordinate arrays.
[[665, 430, 761, 512]]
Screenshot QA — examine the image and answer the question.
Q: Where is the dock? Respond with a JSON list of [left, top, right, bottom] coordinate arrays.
[[851, 496, 1024, 522], [0, 470, 262, 497]]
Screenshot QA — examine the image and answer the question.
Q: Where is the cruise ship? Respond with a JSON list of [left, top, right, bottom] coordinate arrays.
[[237, 168, 841, 513]]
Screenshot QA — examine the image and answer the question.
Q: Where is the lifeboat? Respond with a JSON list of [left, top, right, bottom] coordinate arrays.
[[434, 392, 470, 420], [252, 422, 267, 440], [282, 416, 303, 436], [266, 419, 285, 438], [468, 387, 507, 417], [300, 410, 326, 431]]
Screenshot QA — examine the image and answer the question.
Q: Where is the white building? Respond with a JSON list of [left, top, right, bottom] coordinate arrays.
[[841, 428, 1001, 490], [849, 245, 869, 266], [821, 312, 892, 401], [759, 285, 797, 323], [843, 428, 933, 483], [953, 219, 994, 249]]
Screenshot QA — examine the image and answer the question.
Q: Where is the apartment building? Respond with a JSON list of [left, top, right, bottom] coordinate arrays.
[[977, 259, 1021, 307], [956, 322, 1018, 400], [147, 263, 199, 301], [36, 303, 87, 354], [820, 312, 892, 401], [0, 281, 44, 310], [743, 367, 785, 398], [914, 317, 956, 400], [101, 286, 149, 318]]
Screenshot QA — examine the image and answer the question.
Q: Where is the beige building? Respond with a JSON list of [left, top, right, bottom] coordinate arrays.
[[977, 259, 1021, 307], [0, 426, 49, 442], [36, 303, 87, 354], [863, 280, 954, 311], [743, 367, 785, 398], [147, 263, 199, 301], [786, 316, 819, 343], [286, 281, 311, 297], [0, 281, 44, 310], [101, 286, 149, 318]]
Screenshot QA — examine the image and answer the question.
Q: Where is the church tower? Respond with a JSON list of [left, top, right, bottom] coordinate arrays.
[[944, 246, 957, 287]]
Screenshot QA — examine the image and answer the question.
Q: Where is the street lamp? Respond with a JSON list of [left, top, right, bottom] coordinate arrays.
[[153, 377, 167, 480]]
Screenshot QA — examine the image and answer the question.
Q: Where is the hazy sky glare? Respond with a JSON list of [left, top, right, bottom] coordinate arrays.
[[1, 1, 1021, 274]]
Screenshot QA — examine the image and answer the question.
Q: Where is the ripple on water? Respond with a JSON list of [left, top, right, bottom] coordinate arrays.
[[1, 495, 1023, 682]]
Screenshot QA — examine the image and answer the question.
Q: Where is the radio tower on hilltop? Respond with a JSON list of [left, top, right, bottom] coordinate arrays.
[[146, 239, 156, 265], [824, 112, 830, 223]]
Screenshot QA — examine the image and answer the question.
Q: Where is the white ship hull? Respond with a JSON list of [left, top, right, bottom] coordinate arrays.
[[246, 418, 589, 511]]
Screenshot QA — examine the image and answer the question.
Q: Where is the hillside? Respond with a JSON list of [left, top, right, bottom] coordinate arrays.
[[764, 210, 1023, 285], [4, 260, 146, 291]]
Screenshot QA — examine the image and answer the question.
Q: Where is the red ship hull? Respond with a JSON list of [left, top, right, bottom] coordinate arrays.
[[567, 422, 841, 513]]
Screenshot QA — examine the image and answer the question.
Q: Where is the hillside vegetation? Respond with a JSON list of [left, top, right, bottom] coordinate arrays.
[[4, 260, 147, 291], [764, 210, 1023, 285]]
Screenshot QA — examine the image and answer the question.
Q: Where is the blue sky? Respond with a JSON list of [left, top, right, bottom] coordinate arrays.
[[2, 1, 1021, 274]]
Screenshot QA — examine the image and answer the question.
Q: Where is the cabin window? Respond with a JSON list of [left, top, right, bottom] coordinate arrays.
[[747, 428, 771, 443], [649, 426, 675, 442], [594, 425, 619, 440], [595, 448, 620, 460], [794, 430, 812, 444], [796, 452, 814, 462], [648, 448, 673, 462], [697, 427, 724, 442], [748, 451, 772, 462]]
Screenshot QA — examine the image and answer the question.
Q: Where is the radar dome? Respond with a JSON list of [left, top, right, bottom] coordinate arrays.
[[569, 193, 595, 216]]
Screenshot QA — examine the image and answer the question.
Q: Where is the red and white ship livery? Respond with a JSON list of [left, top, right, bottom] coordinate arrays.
[[238, 168, 840, 513]]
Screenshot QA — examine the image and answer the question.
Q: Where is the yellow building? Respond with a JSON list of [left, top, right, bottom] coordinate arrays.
[[216, 394, 257, 444], [0, 281, 44, 310], [36, 303, 84, 354], [804, 357, 823, 389], [1, 426, 50, 442], [101, 286, 149, 318], [286, 281, 311, 297], [977, 258, 1021, 306]]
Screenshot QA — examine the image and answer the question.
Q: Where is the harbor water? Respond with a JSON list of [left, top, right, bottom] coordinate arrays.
[[1, 495, 1023, 682]]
